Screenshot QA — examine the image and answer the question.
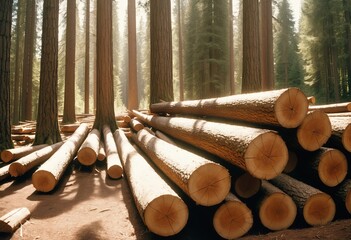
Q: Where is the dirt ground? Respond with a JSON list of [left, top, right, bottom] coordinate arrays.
[[1, 160, 351, 240]]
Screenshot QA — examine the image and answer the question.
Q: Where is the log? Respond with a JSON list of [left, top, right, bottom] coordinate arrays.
[[132, 110, 288, 180], [132, 129, 231, 206], [32, 123, 90, 192], [8, 142, 64, 177], [327, 117, 351, 152], [77, 128, 101, 166], [213, 192, 253, 239], [97, 141, 106, 161], [130, 119, 144, 132], [155, 130, 176, 145], [0, 164, 10, 182], [116, 120, 129, 128], [333, 179, 351, 215], [1, 144, 49, 163], [0, 207, 30, 233], [296, 147, 348, 187], [150, 88, 309, 128], [103, 125, 123, 179], [270, 173, 336, 226], [283, 151, 298, 173], [308, 102, 351, 113], [296, 110, 331, 151], [60, 123, 81, 133], [11, 127, 35, 134], [307, 96, 316, 104], [114, 129, 188, 236]]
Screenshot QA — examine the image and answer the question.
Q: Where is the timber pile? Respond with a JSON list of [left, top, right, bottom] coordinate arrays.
[[1, 89, 351, 239]]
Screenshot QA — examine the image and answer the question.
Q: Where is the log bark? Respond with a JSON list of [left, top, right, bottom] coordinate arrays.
[[132, 110, 288, 180], [130, 118, 144, 132], [150, 88, 308, 128], [270, 173, 336, 226], [132, 129, 231, 206], [327, 117, 351, 152], [77, 128, 101, 166], [9, 142, 63, 177], [103, 125, 123, 179], [308, 102, 351, 113], [97, 141, 106, 161], [1, 144, 48, 163], [32, 123, 90, 192], [0, 164, 10, 182], [296, 147, 348, 187], [213, 192, 253, 239], [0, 207, 30, 233], [114, 129, 188, 236]]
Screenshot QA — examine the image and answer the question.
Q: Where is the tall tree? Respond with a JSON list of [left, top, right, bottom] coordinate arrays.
[[21, 0, 36, 121], [84, 0, 90, 114], [34, 0, 61, 145], [177, 0, 184, 100], [150, 0, 173, 104], [93, 0, 117, 132], [62, 0, 76, 123], [127, 0, 138, 110], [242, 0, 261, 93], [229, 0, 235, 94], [0, 0, 14, 150], [260, 0, 274, 90]]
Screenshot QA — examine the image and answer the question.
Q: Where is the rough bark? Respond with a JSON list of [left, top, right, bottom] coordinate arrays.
[[114, 129, 188, 236], [133, 111, 288, 180], [0, 207, 30, 233], [1, 144, 48, 163], [327, 116, 351, 152], [103, 125, 122, 179], [270, 174, 336, 226], [132, 129, 231, 206], [77, 128, 100, 166], [32, 124, 89, 192], [213, 192, 253, 239], [9, 142, 63, 177], [150, 88, 308, 129]]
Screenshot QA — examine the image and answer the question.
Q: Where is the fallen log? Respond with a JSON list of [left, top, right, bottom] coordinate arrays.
[[103, 125, 123, 179], [0, 164, 10, 182], [114, 129, 189, 236], [132, 110, 288, 180], [150, 88, 308, 128], [77, 128, 101, 166], [60, 123, 81, 133], [132, 129, 231, 206], [213, 192, 253, 239], [270, 173, 336, 226], [97, 141, 106, 161], [0, 207, 30, 233], [9, 142, 64, 177], [130, 119, 144, 132], [11, 127, 35, 134], [32, 123, 90, 192], [308, 102, 351, 113], [326, 117, 351, 152], [1, 144, 49, 163]]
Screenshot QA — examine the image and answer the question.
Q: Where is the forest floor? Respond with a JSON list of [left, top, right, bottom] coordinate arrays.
[[1, 160, 351, 240]]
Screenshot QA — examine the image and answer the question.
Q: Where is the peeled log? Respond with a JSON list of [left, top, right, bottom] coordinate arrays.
[[133, 129, 231, 206], [151, 88, 308, 128], [133, 111, 288, 180], [1, 144, 48, 163], [97, 141, 106, 161], [114, 129, 188, 236], [9, 142, 64, 177], [213, 192, 253, 239], [77, 128, 101, 166], [0, 164, 10, 182], [327, 117, 351, 152], [103, 125, 123, 179], [308, 102, 351, 113], [32, 123, 90, 192], [0, 207, 30, 233], [270, 174, 336, 226]]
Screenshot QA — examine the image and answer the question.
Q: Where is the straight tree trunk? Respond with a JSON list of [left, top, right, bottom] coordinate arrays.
[[229, 0, 235, 94], [84, 0, 90, 114], [151, 88, 309, 129], [178, 0, 184, 100], [93, 0, 117, 132], [34, 0, 62, 145], [150, 0, 173, 104], [132, 129, 231, 206], [0, 0, 14, 151], [133, 110, 288, 180], [21, 0, 36, 121], [62, 0, 76, 124], [114, 129, 188, 236]]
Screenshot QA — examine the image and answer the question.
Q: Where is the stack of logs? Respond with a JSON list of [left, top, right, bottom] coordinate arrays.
[[0, 87, 350, 239]]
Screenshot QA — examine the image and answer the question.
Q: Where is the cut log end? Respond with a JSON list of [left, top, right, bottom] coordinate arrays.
[[77, 148, 97, 166], [283, 151, 298, 173], [32, 170, 56, 192], [8, 162, 25, 177], [274, 88, 308, 128], [259, 192, 297, 231], [213, 201, 253, 239], [245, 132, 288, 180], [318, 149, 348, 187], [343, 124, 351, 152], [144, 194, 188, 237], [107, 165, 123, 179], [234, 172, 261, 199], [188, 163, 231, 206], [346, 189, 351, 214], [297, 110, 332, 151], [303, 193, 336, 226], [1, 151, 13, 163]]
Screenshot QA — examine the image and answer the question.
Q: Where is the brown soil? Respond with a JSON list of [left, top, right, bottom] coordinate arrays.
[[1, 160, 351, 240]]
